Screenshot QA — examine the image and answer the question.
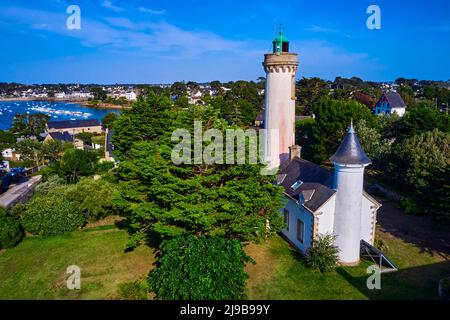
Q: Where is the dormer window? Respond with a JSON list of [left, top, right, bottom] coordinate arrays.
[[290, 180, 303, 191]]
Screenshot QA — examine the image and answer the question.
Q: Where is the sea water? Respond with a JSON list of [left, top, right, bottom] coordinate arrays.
[[0, 100, 120, 130]]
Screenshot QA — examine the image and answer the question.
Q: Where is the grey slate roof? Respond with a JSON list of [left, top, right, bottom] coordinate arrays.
[[48, 132, 73, 142], [48, 119, 101, 130], [380, 91, 407, 108], [330, 124, 371, 165], [279, 158, 335, 212]]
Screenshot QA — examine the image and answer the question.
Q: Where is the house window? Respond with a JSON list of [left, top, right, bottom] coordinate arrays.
[[283, 209, 290, 231], [297, 219, 304, 243]]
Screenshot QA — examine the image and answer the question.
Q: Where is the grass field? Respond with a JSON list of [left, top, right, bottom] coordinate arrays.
[[246, 231, 449, 300], [0, 223, 448, 299], [0, 225, 154, 299]]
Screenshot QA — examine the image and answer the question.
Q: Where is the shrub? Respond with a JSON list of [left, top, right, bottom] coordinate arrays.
[[374, 237, 389, 253], [63, 177, 116, 222], [149, 236, 252, 300], [20, 191, 85, 236], [306, 233, 339, 273], [118, 278, 149, 300], [400, 198, 422, 215], [0, 208, 24, 249], [34, 175, 66, 196], [95, 161, 115, 173]]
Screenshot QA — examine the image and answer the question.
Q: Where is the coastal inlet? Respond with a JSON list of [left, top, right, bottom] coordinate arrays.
[[0, 100, 121, 130]]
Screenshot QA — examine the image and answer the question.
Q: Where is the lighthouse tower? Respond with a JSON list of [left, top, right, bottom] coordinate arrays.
[[330, 122, 371, 265], [263, 30, 298, 170]]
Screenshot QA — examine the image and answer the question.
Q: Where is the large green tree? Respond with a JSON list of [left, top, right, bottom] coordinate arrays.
[[396, 104, 449, 141], [296, 98, 374, 163], [11, 113, 49, 139], [113, 94, 285, 248], [389, 129, 450, 192], [148, 235, 251, 299]]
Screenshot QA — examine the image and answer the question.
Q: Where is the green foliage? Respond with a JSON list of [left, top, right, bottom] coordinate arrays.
[[298, 98, 374, 163], [421, 165, 450, 219], [296, 77, 330, 115], [58, 148, 97, 182], [374, 237, 389, 253], [14, 138, 42, 166], [63, 177, 116, 222], [390, 129, 450, 191], [41, 139, 63, 163], [20, 190, 85, 236], [10, 113, 49, 139], [355, 119, 391, 162], [101, 112, 118, 128], [0, 130, 16, 147], [400, 198, 421, 215], [118, 278, 149, 300], [95, 161, 115, 173], [306, 234, 339, 273], [75, 132, 93, 145], [111, 93, 174, 158], [113, 94, 285, 246], [148, 236, 252, 300], [396, 104, 449, 141], [90, 87, 107, 100], [34, 174, 66, 195], [0, 208, 24, 249]]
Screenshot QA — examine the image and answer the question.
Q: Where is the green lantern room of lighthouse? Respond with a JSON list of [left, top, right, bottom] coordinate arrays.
[[273, 31, 289, 53]]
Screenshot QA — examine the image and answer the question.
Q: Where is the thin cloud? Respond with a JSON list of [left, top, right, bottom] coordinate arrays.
[[305, 25, 339, 34], [0, 5, 249, 58], [102, 0, 125, 13], [138, 7, 166, 15]]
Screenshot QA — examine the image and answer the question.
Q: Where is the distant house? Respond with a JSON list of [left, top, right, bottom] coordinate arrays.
[[1, 148, 21, 161], [55, 92, 66, 99], [47, 119, 103, 135], [374, 91, 407, 117], [125, 92, 137, 100], [44, 132, 84, 149]]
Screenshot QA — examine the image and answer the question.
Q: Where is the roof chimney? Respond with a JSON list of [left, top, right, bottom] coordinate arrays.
[[289, 145, 301, 160]]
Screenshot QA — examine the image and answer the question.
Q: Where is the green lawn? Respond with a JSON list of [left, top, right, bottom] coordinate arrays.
[[0, 226, 154, 299], [92, 134, 106, 147], [0, 224, 448, 299], [246, 232, 449, 300]]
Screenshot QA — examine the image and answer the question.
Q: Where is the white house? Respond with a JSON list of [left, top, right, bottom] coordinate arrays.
[[262, 31, 381, 265], [374, 91, 407, 117], [278, 128, 381, 265], [125, 91, 137, 100], [55, 92, 66, 99]]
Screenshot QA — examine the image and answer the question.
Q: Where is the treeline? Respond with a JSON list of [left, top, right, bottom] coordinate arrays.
[[296, 76, 450, 115], [297, 98, 450, 220]]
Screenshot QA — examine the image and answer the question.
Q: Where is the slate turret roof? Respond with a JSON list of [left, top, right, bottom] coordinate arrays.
[[330, 123, 371, 165]]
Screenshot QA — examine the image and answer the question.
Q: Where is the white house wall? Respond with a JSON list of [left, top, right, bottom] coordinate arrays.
[[315, 194, 336, 236], [360, 195, 377, 244], [281, 197, 314, 254]]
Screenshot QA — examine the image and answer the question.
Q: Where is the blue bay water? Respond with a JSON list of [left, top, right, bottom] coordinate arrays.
[[0, 100, 120, 130]]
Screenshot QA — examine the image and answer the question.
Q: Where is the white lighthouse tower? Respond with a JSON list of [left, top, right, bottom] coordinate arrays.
[[330, 122, 372, 265], [263, 30, 298, 170]]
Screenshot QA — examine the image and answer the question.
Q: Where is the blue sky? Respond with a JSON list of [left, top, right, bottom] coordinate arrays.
[[0, 0, 449, 84]]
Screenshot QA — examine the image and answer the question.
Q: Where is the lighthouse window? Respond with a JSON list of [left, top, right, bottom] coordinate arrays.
[[297, 219, 304, 243], [283, 209, 290, 231], [290, 180, 303, 190]]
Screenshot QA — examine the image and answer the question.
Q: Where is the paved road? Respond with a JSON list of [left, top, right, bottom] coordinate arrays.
[[0, 175, 41, 209]]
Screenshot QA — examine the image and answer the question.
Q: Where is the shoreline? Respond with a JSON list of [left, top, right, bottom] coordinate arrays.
[[0, 97, 130, 110]]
